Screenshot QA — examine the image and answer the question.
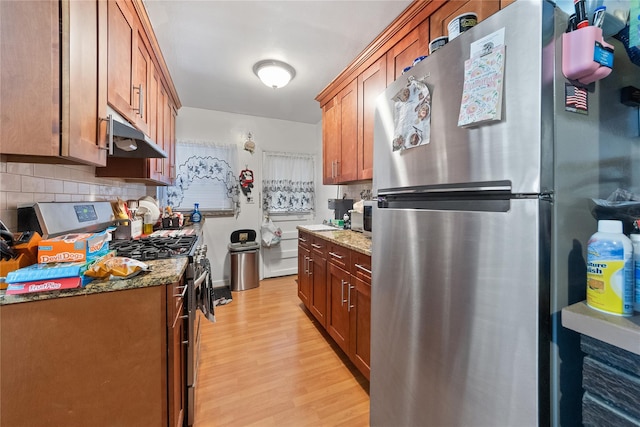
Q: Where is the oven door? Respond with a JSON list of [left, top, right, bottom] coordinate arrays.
[[187, 267, 209, 426]]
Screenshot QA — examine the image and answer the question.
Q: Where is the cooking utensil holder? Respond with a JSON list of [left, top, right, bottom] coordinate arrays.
[[562, 26, 614, 85]]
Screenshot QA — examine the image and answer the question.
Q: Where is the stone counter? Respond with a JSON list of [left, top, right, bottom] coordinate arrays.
[[297, 226, 372, 256], [0, 257, 188, 306]]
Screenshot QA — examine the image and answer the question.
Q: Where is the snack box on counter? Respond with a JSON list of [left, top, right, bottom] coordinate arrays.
[[5, 251, 115, 295], [37, 227, 114, 264]]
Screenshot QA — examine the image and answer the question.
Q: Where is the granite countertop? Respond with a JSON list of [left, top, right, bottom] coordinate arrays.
[[0, 256, 188, 306], [297, 225, 372, 256], [562, 301, 640, 356]]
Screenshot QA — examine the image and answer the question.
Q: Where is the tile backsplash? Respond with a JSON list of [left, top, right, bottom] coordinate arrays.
[[0, 156, 152, 231]]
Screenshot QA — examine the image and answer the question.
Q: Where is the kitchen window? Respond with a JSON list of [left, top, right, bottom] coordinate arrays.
[[262, 151, 315, 214], [160, 140, 240, 215]]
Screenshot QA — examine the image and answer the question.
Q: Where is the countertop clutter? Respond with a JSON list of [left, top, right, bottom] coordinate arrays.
[[297, 225, 371, 256], [0, 257, 188, 306]]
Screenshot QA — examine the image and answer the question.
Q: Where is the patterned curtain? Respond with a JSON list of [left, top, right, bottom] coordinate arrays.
[[262, 152, 315, 213], [163, 140, 240, 214]]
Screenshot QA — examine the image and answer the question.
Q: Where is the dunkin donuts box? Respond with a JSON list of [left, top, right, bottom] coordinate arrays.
[[37, 228, 113, 264]]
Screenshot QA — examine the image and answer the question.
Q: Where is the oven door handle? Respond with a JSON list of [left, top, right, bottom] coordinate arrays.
[[194, 270, 208, 288]]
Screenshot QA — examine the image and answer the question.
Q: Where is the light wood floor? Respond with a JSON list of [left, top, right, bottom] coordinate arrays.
[[195, 275, 370, 427]]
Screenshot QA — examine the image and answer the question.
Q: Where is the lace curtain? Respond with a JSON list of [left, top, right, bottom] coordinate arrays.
[[163, 140, 240, 214], [262, 152, 315, 213]]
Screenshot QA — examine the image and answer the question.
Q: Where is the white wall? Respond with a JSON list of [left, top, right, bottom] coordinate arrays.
[[174, 106, 334, 286]]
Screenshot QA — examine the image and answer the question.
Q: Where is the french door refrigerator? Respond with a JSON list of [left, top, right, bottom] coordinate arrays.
[[371, 1, 640, 426]]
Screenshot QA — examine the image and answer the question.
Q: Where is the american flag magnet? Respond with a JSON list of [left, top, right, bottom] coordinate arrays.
[[565, 83, 588, 114]]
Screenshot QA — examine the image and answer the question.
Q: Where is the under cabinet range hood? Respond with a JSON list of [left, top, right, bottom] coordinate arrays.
[[104, 115, 167, 159]]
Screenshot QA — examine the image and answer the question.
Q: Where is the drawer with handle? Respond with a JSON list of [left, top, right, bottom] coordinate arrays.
[[327, 242, 350, 270]]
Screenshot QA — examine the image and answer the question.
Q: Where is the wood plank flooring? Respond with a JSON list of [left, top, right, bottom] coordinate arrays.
[[195, 275, 370, 427]]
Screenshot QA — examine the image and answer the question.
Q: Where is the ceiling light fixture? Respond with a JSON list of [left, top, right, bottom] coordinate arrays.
[[253, 59, 296, 89]]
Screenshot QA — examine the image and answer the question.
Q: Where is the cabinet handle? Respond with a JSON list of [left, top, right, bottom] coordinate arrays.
[[98, 114, 114, 155], [308, 257, 313, 276], [348, 284, 355, 312], [329, 251, 343, 259], [354, 263, 372, 275], [340, 279, 347, 306], [133, 84, 144, 117], [299, 237, 307, 243], [170, 164, 176, 179], [335, 160, 340, 178], [180, 314, 189, 319], [182, 340, 189, 346], [311, 243, 322, 249]]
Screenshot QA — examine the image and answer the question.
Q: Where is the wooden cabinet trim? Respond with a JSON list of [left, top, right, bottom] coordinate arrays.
[[130, 0, 181, 108], [316, 0, 445, 107]]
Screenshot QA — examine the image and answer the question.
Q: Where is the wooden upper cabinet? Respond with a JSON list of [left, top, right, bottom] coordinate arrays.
[[107, 0, 137, 121], [386, 20, 430, 85], [322, 79, 357, 185], [429, 0, 500, 40], [0, 0, 107, 166], [358, 56, 386, 180], [133, 31, 151, 136], [339, 80, 358, 183], [323, 98, 340, 185]]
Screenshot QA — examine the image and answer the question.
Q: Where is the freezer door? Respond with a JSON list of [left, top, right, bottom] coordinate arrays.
[[373, 0, 554, 195], [370, 198, 549, 426]]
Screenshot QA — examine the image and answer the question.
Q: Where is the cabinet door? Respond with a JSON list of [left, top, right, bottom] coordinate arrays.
[[298, 244, 311, 308], [167, 280, 186, 427], [310, 254, 327, 327], [0, 0, 107, 166], [357, 56, 386, 180], [108, 0, 136, 121], [386, 21, 430, 85], [338, 79, 358, 183], [350, 252, 371, 380], [350, 274, 371, 380], [327, 263, 351, 354], [62, 0, 108, 166], [133, 30, 151, 135], [429, 0, 500, 40], [322, 97, 340, 184]]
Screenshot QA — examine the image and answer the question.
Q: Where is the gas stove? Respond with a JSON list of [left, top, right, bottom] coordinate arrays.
[[109, 235, 198, 260]]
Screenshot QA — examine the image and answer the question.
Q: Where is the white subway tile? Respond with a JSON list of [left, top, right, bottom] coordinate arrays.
[[6, 162, 33, 176], [22, 175, 45, 193], [63, 181, 79, 194], [33, 163, 58, 178], [1, 173, 21, 191], [55, 193, 72, 202], [45, 179, 64, 194]]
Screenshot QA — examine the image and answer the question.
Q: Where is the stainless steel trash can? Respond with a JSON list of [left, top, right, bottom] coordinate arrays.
[[229, 229, 260, 291]]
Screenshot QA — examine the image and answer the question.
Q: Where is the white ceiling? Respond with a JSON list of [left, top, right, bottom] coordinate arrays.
[[143, 0, 413, 124]]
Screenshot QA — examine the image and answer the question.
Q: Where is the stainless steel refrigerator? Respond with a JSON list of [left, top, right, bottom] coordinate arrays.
[[371, 1, 640, 426]]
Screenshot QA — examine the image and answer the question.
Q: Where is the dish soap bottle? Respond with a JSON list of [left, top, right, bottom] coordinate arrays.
[[191, 203, 201, 223]]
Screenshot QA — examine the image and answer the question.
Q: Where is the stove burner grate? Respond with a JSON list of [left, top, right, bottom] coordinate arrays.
[[110, 235, 198, 260]]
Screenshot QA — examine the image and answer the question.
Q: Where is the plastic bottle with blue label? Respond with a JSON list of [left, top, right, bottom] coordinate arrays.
[[586, 220, 633, 316], [630, 233, 640, 313], [191, 203, 201, 223]]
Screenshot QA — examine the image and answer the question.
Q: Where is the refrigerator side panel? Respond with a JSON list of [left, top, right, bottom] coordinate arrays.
[[371, 198, 548, 426], [374, 0, 548, 195]]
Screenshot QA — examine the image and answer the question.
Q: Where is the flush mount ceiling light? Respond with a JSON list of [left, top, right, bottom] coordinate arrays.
[[253, 60, 296, 89]]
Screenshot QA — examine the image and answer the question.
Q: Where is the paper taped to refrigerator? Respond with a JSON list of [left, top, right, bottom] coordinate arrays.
[[458, 45, 505, 128]]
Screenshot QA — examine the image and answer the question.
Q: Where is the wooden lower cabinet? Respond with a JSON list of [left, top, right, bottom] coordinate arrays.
[[297, 231, 328, 327], [298, 231, 371, 379], [0, 283, 185, 427]]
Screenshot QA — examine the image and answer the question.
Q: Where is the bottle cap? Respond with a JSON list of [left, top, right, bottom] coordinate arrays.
[[598, 220, 623, 233]]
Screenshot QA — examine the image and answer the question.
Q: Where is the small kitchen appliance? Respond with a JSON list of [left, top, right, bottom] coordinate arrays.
[[328, 198, 353, 221]]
